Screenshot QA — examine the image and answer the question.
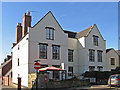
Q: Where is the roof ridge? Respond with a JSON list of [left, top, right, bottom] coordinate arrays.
[[77, 26, 93, 39], [77, 26, 92, 34], [0, 58, 12, 68], [85, 26, 93, 36]]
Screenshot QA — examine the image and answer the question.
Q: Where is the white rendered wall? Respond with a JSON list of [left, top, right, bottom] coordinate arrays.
[[78, 37, 85, 47], [78, 25, 106, 73], [12, 35, 29, 87], [67, 38, 79, 78], [28, 12, 68, 74]]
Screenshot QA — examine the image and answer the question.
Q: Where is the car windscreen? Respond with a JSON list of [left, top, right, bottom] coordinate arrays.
[[116, 75, 120, 79], [110, 75, 117, 79]]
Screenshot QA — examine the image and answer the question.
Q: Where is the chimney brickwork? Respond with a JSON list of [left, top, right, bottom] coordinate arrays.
[[16, 12, 31, 43], [22, 12, 31, 37], [16, 23, 22, 43]]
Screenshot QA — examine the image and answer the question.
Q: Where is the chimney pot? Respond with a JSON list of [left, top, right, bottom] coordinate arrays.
[[27, 12, 30, 16], [19, 23, 21, 26], [18, 23, 21, 26], [22, 11, 31, 37], [24, 13, 26, 15]]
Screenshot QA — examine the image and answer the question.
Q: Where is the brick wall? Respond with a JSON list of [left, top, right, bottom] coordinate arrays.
[[3, 76, 8, 86], [2, 73, 12, 86]]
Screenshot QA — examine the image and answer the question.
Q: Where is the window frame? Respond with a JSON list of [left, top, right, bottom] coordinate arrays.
[[46, 27, 54, 40], [52, 45, 60, 60], [97, 50, 103, 62], [97, 66, 103, 71], [68, 66, 73, 76], [89, 49, 95, 62], [89, 66, 95, 71], [39, 43, 48, 59], [111, 58, 115, 65], [93, 35, 99, 46], [68, 49, 74, 62]]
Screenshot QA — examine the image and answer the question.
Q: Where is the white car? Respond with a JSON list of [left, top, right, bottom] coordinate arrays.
[[108, 74, 120, 86]]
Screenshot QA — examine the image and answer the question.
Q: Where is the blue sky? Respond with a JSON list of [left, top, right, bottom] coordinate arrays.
[[1, 2, 118, 64]]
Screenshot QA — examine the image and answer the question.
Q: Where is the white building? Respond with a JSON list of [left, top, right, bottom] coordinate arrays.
[[12, 11, 106, 87], [106, 48, 119, 71]]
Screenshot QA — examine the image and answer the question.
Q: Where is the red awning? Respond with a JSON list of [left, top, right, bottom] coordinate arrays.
[[39, 66, 63, 71]]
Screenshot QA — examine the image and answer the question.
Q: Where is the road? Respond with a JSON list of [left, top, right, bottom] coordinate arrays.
[[2, 85, 120, 90]]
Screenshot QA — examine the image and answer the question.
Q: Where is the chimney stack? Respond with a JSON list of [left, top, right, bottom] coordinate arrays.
[[16, 23, 22, 43], [22, 12, 31, 37]]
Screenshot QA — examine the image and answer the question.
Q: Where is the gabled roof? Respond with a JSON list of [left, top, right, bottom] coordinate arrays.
[[77, 26, 93, 39], [106, 48, 113, 53], [32, 11, 64, 32], [77, 24, 105, 41], [0, 58, 12, 69], [116, 50, 120, 55], [32, 11, 51, 28], [106, 48, 119, 55]]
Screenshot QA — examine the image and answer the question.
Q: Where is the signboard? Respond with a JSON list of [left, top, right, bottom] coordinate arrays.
[[44, 75, 48, 83], [34, 62, 41, 69]]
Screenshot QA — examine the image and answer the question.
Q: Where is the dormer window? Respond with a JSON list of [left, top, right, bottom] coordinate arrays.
[[93, 35, 98, 46], [46, 27, 54, 40]]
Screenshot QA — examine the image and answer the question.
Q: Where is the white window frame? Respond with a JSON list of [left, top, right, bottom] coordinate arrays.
[[89, 49, 95, 62]]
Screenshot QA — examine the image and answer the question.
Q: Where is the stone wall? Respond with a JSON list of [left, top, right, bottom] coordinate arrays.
[[29, 73, 90, 88], [28, 73, 36, 88], [42, 79, 90, 88]]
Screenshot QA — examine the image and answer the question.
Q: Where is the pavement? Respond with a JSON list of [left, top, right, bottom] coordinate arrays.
[[2, 85, 120, 90]]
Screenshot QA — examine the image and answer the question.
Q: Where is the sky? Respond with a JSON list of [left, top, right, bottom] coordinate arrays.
[[0, 2, 118, 64]]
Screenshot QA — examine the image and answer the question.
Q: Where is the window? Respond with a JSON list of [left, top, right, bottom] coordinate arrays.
[[52, 65, 60, 79], [68, 66, 73, 76], [89, 49, 95, 62], [93, 35, 98, 46], [18, 45, 19, 50], [97, 50, 103, 62], [18, 58, 19, 66], [46, 27, 54, 40], [52, 65, 60, 68], [39, 44, 47, 59], [89, 66, 95, 71], [97, 66, 103, 71], [52, 45, 60, 60], [111, 58, 115, 65], [40, 65, 48, 69], [68, 49, 73, 62]]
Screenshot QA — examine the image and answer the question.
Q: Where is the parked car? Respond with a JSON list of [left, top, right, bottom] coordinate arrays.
[[108, 74, 120, 86]]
